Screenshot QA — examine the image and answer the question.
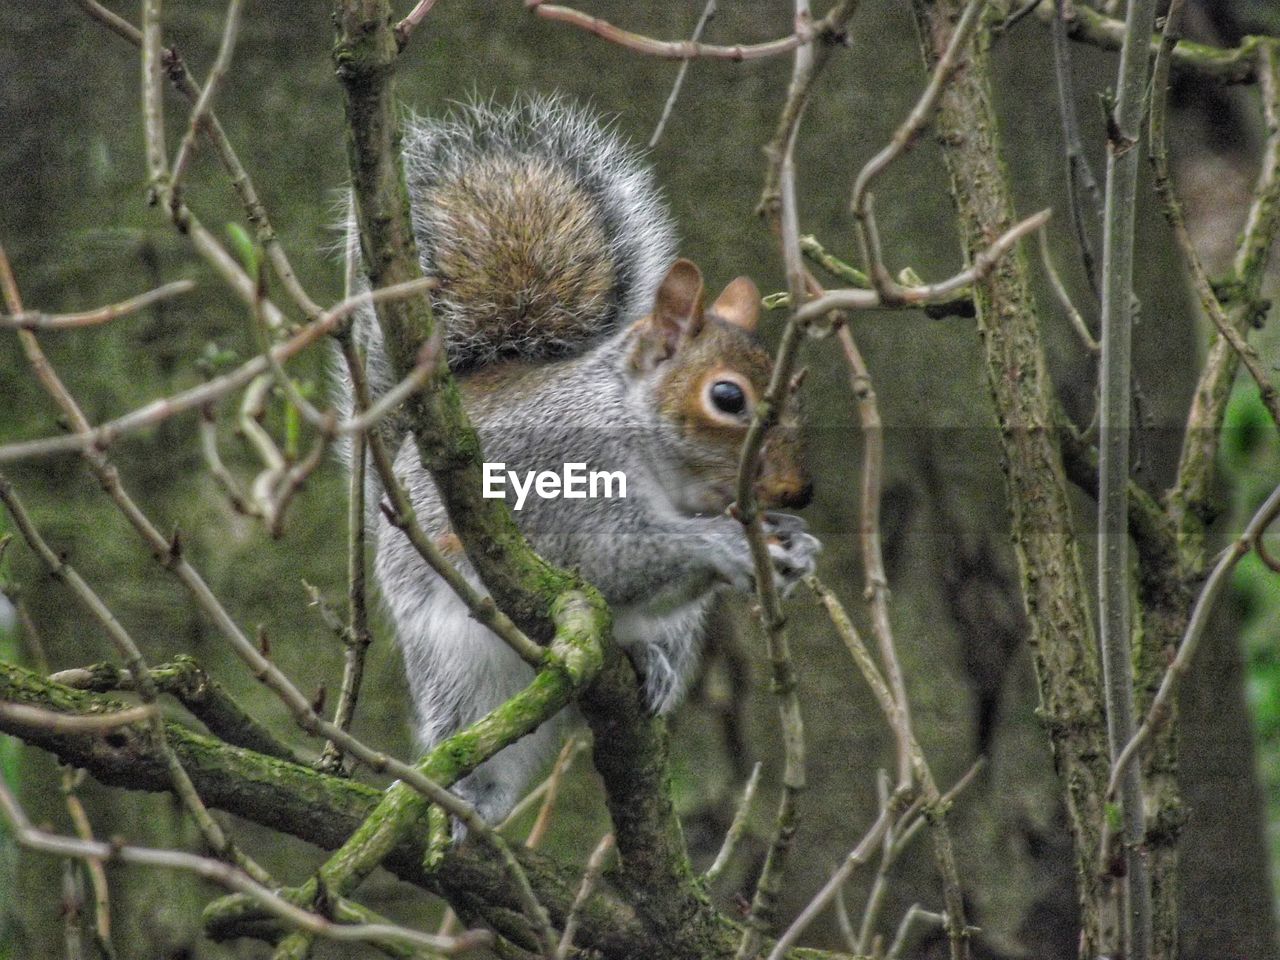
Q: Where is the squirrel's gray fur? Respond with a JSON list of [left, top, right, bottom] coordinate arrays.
[[335, 96, 819, 826]]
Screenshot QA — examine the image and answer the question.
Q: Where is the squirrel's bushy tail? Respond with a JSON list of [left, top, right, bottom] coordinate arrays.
[[400, 95, 677, 370], [333, 94, 676, 515]]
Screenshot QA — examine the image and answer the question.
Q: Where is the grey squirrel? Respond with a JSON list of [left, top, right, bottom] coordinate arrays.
[[338, 97, 819, 824]]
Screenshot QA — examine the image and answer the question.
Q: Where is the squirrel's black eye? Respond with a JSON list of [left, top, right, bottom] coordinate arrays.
[[709, 380, 747, 416]]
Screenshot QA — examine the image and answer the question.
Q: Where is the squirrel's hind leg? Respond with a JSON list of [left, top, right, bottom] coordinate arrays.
[[400, 595, 570, 829]]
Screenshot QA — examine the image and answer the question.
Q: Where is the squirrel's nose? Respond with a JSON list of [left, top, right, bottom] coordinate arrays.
[[781, 480, 814, 509], [758, 477, 813, 510]]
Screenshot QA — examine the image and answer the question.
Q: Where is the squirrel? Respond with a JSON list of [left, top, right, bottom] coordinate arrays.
[[338, 96, 820, 825]]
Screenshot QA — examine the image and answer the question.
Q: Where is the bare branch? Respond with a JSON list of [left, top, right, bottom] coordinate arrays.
[[0, 778, 491, 957], [649, 1, 718, 148], [320, 261, 375, 773], [60, 769, 115, 956], [395, 0, 441, 46], [342, 336, 547, 671], [1049, 0, 1104, 299], [1095, 0, 1161, 952], [0, 280, 195, 331], [0, 701, 157, 733], [526, 1, 812, 61], [199, 403, 260, 517], [764, 805, 894, 960], [885, 905, 947, 960], [49, 658, 304, 764], [556, 833, 615, 960], [732, 4, 823, 954], [702, 762, 763, 886], [77, 0, 323, 318], [1039, 1, 1274, 86], [520, 737, 585, 850], [1037, 226, 1098, 354], [1157, 23, 1280, 518], [0, 278, 436, 464], [792, 210, 1051, 324], [140, 0, 167, 185], [1108, 479, 1280, 803], [2, 246, 562, 953], [850, 0, 986, 304], [170, 0, 245, 186], [0, 473, 275, 886]]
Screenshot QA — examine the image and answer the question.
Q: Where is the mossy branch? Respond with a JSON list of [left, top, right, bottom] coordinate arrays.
[[1041, 2, 1276, 85], [907, 1, 1111, 952], [0, 661, 870, 960], [49, 656, 304, 765], [332, 0, 589, 642]]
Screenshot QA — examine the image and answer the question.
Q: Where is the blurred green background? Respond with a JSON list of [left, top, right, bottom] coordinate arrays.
[[2, 2, 1279, 958]]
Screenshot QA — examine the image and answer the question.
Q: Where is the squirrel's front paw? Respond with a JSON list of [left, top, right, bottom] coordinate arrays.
[[763, 513, 821, 596]]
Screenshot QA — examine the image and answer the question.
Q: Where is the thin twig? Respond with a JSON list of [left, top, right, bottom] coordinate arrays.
[[703, 762, 763, 886], [993, 0, 1039, 35], [395, 0, 441, 46], [649, 0, 718, 148], [769, 236, 974, 319], [1151, 30, 1280, 433], [555, 833, 615, 960], [733, 5, 818, 955], [836, 324, 912, 790], [1096, 0, 1160, 954], [1038, 226, 1098, 353], [526, 1, 813, 61], [763, 806, 894, 960], [792, 210, 1052, 324], [0, 280, 195, 331], [1051, 0, 1104, 299], [1108, 479, 1280, 801], [60, 770, 114, 958], [140, 0, 167, 186], [1038, 0, 1272, 86], [62, 858, 85, 960], [341, 337, 546, 670], [320, 261, 375, 772], [806, 577, 898, 737], [522, 737, 583, 850], [1170, 41, 1280, 534], [834, 882, 859, 954], [0, 474, 274, 886], [0, 778, 491, 956], [200, 403, 260, 517], [0, 702, 157, 733], [2, 248, 554, 952], [170, 0, 245, 186], [855, 772, 897, 954], [0, 278, 436, 464], [850, 0, 986, 304], [832, 289, 970, 959], [885, 905, 947, 960], [76, 0, 323, 318]]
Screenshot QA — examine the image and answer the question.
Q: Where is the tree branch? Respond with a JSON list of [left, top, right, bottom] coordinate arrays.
[[0, 662, 868, 960], [907, 1, 1111, 952]]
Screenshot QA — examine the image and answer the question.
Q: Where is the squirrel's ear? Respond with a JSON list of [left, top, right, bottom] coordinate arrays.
[[631, 259, 705, 371], [709, 277, 760, 333]]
